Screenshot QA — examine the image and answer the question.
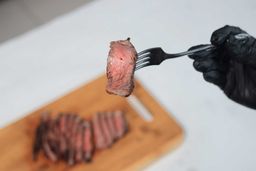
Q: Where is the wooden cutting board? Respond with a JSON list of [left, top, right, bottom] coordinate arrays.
[[0, 75, 183, 171]]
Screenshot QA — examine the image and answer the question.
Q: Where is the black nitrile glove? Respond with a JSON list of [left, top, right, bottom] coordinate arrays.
[[188, 25, 256, 109]]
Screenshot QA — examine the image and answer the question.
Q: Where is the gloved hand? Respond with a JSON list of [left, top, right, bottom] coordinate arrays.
[[188, 25, 256, 109]]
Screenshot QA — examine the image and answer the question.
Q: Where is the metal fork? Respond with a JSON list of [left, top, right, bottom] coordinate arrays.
[[135, 44, 215, 71]]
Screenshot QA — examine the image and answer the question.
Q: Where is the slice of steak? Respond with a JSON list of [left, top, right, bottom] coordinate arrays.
[[71, 116, 80, 136], [92, 113, 105, 149], [68, 116, 80, 165], [59, 113, 66, 134], [52, 116, 62, 158], [58, 114, 68, 158], [75, 121, 83, 163], [42, 118, 58, 162], [106, 38, 138, 97], [67, 115, 75, 165], [66, 114, 74, 137], [46, 120, 60, 160], [113, 110, 128, 139], [106, 112, 117, 141], [82, 121, 93, 162], [43, 139, 58, 162], [33, 112, 50, 160], [59, 135, 67, 159], [33, 123, 43, 160], [99, 113, 113, 147], [62, 114, 72, 162]]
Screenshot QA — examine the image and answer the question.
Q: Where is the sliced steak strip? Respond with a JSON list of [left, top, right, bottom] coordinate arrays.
[[92, 113, 105, 149], [83, 121, 93, 162], [106, 38, 138, 97], [43, 119, 58, 162], [106, 112, 117, 141], [75, 122, 83, 163], [43, 140, 58, 162], [59, 113, 66, 134], [33, 123, 43, 160], [99, 113, 113, 148], [33, 112, 50, 160], [59, 135, 67, 158], [113, 110, 128, 139], [58, 114, 68, 158], [68, 116, 80, 165]]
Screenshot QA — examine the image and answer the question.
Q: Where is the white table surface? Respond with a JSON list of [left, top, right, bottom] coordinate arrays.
[[0, 0, 256, 170]]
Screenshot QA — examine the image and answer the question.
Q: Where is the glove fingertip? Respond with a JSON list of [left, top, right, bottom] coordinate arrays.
[[211, 31, 226, 46], [203, 71, 226, 88], [188, 54, 197, 59], [193, 60, 200, 70]]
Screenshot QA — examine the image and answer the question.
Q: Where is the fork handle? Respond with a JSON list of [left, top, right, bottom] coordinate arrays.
[[166, 44, 215, 59]]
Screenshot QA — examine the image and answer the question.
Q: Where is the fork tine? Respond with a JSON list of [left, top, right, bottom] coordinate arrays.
[[137, 52, 151, 59], [136, 56, 150, 65], [135, 63, 149, 71], [135, 61, 150, 70], [136, 53, 151, 61], [138, 49, 150, 56]]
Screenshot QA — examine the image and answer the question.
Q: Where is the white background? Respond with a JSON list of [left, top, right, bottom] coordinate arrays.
[[0, 0, 256, 170]]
